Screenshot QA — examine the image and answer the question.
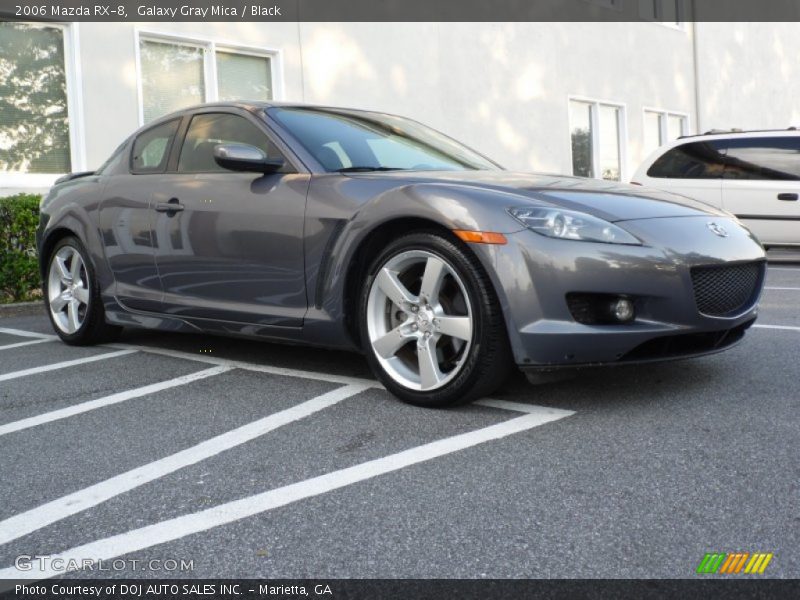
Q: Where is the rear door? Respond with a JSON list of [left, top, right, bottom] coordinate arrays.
[[721, 136, 800, 246], [98, 117, 181, 311], [638, 140, 727, 208], [151, 110, 309, 326]]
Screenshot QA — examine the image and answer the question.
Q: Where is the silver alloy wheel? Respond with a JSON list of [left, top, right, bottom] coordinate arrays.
[[366, 250, 473, 391], [47, 246, 90, 334]]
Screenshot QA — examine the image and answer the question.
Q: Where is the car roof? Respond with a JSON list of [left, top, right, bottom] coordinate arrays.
[[677, 128, 800, 141], [151, 100, 376, 121]]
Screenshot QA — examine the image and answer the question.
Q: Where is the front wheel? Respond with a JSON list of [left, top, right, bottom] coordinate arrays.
[[359, 232, 512, 407], [44, 236, 121, 345]]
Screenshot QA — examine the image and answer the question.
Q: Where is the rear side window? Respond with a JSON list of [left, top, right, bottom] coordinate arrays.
[[131, 119, 180, 173], [723, 137, 800, 181], [647, 141, 727, 179], [177, 113, 286, 173]]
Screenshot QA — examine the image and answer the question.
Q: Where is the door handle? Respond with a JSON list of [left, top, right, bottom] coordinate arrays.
[[155, 198, 184, 213], [777, 193, 798, 201]]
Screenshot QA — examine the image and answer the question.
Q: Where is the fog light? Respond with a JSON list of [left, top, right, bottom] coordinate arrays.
[[613, 298, 635, 322]]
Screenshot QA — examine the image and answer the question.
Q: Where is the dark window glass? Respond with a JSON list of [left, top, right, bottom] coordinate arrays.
[[723, 137, 800, 181], [269, 107, 498, 172], [131, 119, 180, 173], [178, 113, 285, 173], [647, 141, 726, 179]]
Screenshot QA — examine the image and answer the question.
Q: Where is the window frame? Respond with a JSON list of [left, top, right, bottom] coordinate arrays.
[[1, 22, 86, 188], [642, 107, 691, 155], [567, 95, 628, 182], [583, 0, 623, 11], [640, 0, 688, 30], [133, 28, 284, 127]]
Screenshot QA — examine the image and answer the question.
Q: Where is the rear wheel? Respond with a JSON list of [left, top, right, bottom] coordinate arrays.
[[359, 232, 512, 407], [44, 236, 121, 345]]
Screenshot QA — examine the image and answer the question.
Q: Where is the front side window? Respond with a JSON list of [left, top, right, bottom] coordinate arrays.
[[139, 36, 275, 124], [177, 113, 284, 173], [269, 107, 499, 172], [646, 141, 727, 179], [131, 119, 180, 173], [0, 22, 71, 174], [569, 99, 624, 181], [723, 137, 800, 181]]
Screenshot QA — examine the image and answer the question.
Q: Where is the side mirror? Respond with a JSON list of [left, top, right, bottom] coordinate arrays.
[[213, 143, 284, 173]]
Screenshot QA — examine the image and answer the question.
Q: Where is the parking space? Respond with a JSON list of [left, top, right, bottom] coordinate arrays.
[[0, 265, 798, 579]]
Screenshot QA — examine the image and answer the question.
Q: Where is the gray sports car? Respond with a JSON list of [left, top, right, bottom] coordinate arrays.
[[37, 102, 766, 407]]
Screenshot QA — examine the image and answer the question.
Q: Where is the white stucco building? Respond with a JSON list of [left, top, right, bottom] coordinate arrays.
[[1, 19, 799, 194]]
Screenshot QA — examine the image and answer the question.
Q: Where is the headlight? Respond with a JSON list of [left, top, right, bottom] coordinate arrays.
[[508, 207, 641, 245]]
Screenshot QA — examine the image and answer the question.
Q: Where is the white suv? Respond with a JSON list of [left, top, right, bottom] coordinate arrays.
[[631, 130, 800, 248]]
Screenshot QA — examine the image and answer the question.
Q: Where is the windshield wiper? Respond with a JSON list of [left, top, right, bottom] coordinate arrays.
[[335, 166, 407, 173]]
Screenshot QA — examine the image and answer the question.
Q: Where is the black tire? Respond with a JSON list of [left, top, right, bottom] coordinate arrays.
[[358, 231, 512, 407], [43, 236, 122, 345]]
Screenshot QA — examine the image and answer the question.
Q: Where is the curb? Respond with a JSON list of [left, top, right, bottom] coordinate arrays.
[[0, 301, 45, 318]]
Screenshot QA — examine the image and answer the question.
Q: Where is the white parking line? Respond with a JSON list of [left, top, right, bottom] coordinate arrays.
[[0, 327, 54, 339], [0, 383, 368, 546], [0, 338, 52, 352], [0, 327, 547, 416], [767, 267, 800, 272], [754, 324, 800, 332], [764, 286, 800, 291], [0, 404, 573, 580], [0, 366, 231, 438], [0, 349, 136, 383], [107, 341, 382, 388]]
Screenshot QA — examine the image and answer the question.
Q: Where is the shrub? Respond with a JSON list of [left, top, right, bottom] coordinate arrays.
[[0, 193, 42, 303]]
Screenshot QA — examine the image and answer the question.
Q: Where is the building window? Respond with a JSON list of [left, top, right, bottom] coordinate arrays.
[[643, 109, 688, 156], [0, 22, 75, 176], [640, 0, 685, 26], [137, 33, 276, 124], [569, 98, 625, 181]]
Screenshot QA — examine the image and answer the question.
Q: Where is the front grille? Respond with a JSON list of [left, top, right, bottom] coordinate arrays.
[[690, 261, 764, 317]]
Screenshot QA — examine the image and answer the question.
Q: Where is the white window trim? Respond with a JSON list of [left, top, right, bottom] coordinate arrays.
[[642, 107, 692, 148], [133, 28, 285, 127], [1, 22, 86, 189], [567, 95, 629, 182]]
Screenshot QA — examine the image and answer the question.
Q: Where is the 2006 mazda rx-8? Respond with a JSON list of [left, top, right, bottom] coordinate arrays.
[[37, 103, 766, 407]]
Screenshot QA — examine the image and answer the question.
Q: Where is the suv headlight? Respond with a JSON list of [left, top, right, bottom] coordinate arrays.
[[508, 207, 641, 245]]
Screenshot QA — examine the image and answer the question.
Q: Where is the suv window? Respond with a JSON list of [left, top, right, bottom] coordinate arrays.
[[178, 113, 287, 173], [647, 141, 727, 179], [131, 119, 180, 173], [723, 137, 800, 181]]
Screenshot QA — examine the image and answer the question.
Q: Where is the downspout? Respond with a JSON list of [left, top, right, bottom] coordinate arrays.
[[691, 7, 702, 134]]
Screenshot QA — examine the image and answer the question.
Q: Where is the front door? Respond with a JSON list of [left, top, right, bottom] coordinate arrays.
[[151, 111, 309, 326]]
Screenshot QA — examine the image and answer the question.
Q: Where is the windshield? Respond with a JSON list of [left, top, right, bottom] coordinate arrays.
[[268, 107, 500, 172]]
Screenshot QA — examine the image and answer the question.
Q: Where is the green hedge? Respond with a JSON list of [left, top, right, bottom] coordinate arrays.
[[0, 193, 42, 303]]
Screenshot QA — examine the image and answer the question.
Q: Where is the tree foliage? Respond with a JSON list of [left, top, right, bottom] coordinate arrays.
[[0, 194, 42, 303]]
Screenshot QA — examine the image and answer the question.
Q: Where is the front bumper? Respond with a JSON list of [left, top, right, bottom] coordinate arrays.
[[484, 216, 766, 368]]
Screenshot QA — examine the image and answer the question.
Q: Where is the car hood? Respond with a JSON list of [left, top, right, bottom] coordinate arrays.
[[349, 170, 727, 222]]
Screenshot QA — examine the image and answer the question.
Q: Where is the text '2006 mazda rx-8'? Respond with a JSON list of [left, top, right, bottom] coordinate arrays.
[[37, 103, 766, 407]]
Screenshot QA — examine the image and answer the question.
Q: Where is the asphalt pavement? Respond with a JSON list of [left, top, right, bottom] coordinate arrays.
[[0, 265, 797, 580]]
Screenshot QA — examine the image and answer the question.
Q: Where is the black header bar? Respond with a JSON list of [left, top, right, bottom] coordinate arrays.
[[2, 0, 800, 23]]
